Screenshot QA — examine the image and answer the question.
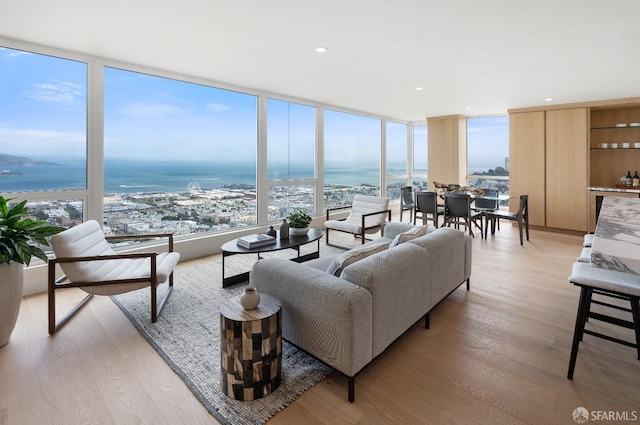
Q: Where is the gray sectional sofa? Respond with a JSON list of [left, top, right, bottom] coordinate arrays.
[[250, 222, 472, 401]]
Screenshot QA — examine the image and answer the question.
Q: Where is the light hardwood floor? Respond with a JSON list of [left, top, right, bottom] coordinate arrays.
[[2, 224, 639, 425]]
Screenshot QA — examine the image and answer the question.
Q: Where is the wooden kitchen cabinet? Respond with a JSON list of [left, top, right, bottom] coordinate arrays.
[[509, 107, 588, 232], [509, 111, 545, 226], [545, 108, 588, 231]]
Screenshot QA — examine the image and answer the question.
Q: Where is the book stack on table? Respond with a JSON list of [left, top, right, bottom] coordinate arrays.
[[237, 233, 276, 249]]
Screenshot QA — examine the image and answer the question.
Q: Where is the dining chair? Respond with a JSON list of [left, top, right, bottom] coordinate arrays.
[[484, 194, 529, 245], [472, 187, 500, 232], [414, 191, 444, 228], [399, 186, 415, 222], [443, 192, 483, 238]]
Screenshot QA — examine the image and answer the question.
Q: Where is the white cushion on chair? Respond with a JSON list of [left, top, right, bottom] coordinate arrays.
[[50, 220, 180, 295]]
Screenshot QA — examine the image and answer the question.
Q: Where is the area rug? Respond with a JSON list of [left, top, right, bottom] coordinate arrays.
[[111, 242, 345, 425]]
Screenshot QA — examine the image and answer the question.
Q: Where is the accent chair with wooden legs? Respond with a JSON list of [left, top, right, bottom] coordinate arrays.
[[324, 195, 391, 247], [48, 220, 179, 335]]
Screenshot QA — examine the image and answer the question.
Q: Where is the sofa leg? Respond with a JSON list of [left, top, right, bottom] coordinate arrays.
[[348, 376, 355, 402], [466, 278, 470, 291], [424, 313, 430, 329]]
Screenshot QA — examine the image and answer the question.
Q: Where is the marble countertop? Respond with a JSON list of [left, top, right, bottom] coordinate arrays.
[[591, 196, 640, 275], [588, 186, 640, 194]]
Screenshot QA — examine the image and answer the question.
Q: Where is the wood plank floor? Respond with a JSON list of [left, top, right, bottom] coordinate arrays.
[[2, 223, 639, 425]]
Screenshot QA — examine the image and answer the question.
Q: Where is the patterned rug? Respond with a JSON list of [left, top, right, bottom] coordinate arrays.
[[111, 242, 344, 425]]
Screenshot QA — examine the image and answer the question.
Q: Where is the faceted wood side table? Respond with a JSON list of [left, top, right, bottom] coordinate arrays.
[[220, 293, 282, 401]]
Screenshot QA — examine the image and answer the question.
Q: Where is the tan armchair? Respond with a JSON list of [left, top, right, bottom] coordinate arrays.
[[48, 220, 179, 334]]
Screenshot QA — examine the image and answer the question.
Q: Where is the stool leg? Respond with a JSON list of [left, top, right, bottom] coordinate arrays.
[[568, 286, 591, 379], [580, 289, 594, 340], [631, 296, 640, 360]]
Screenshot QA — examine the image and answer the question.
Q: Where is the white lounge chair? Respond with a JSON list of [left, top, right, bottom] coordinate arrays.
[[324, 195, 391, 246], [47, 220, 179, 334]]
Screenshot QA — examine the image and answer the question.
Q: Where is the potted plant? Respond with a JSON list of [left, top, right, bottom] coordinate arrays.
[[286, 210, 312, 236], [0, 196, 64, 347]]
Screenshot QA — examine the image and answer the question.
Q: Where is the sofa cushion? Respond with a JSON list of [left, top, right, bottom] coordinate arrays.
[[381, 222, 419, 241], [389, 225, 428, 248], [326, 241, 389, 276]]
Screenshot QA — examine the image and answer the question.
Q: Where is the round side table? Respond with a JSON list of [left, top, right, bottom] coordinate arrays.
[[220, 292, 282, 401]]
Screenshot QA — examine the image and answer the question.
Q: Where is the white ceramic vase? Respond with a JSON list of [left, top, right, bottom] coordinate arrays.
[[240, 286, 261, 310], [289, 227, 309, 236], [0, 262, 24, 347]]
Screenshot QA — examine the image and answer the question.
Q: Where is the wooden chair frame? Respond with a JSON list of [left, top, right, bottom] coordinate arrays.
[[48, 233, 175, 335]]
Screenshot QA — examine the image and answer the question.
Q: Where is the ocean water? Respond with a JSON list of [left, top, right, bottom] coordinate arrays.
[[0, 158, 388, 194]]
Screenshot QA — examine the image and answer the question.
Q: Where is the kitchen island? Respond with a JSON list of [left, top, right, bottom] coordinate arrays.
[[587, 187, 640, 232]]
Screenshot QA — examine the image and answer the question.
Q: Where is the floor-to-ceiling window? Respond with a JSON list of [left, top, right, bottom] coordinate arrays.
[[103, 67, 258, 236], [413, 124, 428, 189], [1, 40, 419, 258], [266, 98, 316, 219], [467, 115, 509, 197], [0, 46, 87, 234], [385, 121, 409, 200], [323, 110, 381, 209]]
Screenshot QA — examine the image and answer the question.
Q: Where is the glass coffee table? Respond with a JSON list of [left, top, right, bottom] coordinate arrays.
[[220, 228, 323, 287]]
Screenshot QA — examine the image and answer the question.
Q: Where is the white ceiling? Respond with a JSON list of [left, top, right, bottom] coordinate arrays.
[[1, 0, 639, 122]]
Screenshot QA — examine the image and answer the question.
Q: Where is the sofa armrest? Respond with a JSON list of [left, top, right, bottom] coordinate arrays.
[[250, 258, 373, 376]]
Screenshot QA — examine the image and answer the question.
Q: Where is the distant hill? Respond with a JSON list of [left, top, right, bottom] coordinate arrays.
[[0, 153, 60, 167]]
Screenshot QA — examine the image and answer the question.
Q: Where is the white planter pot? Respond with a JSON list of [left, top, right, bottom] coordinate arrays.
[[0, 262, 24, 348], [289, 227, 309, 236]]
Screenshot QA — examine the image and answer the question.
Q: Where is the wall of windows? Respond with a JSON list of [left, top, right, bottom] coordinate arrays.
[[1, 41, 432, 258], [467, 115, 509, 196]]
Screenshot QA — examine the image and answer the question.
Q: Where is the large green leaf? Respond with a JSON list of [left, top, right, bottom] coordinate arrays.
[[0, 196, 65, 265]]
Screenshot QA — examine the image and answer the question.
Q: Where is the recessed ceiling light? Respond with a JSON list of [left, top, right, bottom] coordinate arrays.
[[415, 87, 424, 91], [545, 98, 553, 102], [465, 106, 473, 110], [315, 47, 328, 53]]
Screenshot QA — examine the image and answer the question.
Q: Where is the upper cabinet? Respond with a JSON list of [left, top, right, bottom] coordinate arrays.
[[589, 106, 640, 188]]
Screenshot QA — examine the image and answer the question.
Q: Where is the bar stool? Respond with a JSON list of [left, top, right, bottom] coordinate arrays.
[[567, 262, 640, 379]]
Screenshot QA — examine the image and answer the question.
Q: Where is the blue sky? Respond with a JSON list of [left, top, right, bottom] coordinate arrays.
[[0, 46, 508, 170]]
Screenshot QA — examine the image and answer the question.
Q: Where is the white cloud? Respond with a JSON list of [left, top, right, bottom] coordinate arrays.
[[0, 47, 32, 58], [116, 102, 190, 118], [27, 80, 84, 105], [0, 126, 85, 156], [207, 103, 230, 113]]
